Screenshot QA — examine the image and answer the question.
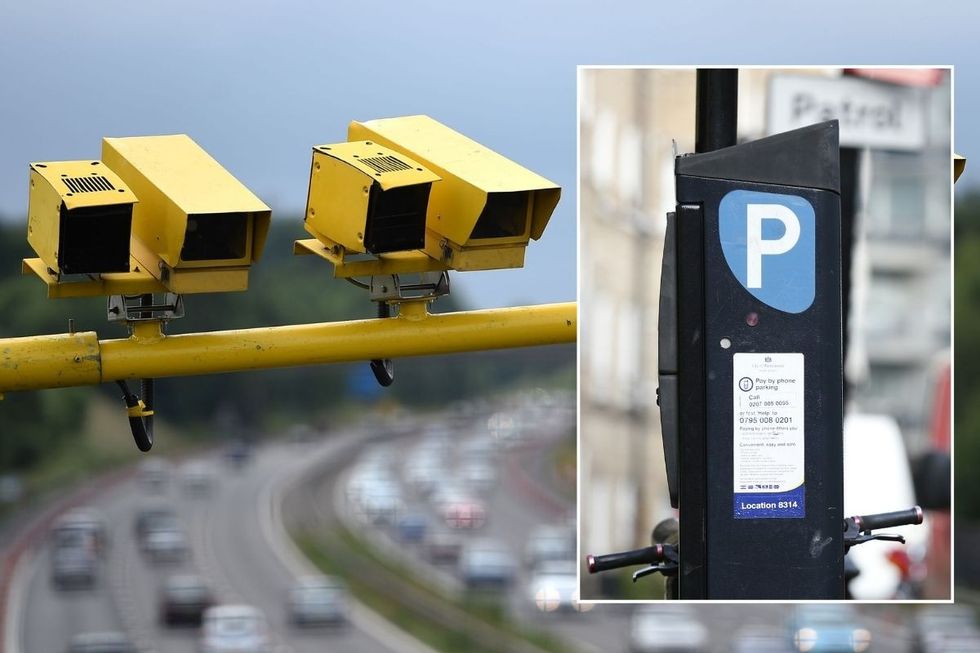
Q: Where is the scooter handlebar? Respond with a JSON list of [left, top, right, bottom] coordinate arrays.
[[586, 545, 665, 573], [848, 506, 923, 532]]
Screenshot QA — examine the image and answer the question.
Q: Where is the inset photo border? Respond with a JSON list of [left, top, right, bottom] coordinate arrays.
[[576, 65, 953, 603]]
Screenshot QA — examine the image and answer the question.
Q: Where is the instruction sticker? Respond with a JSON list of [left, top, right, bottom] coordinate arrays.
[[733, 353, 805, 519]]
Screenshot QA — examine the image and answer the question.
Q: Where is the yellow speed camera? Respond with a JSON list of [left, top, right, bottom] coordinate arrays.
[[349, 115, 561, 271], [304, 141, 440, 255], [102, 134, 271, 294], [27, 160, 137, 277]]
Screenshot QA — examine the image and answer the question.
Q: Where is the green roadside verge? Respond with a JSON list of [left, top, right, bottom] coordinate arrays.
[[294, 526, 575, 653], [0, 395, 200, 526], [551, 434, 576, 502]]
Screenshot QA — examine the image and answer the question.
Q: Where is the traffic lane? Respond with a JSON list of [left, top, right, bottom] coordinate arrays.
[[195, 443, 398, 653], [121, 444, 406, 653], [374, 440, 791, 653], [484, 448, 630, 650], [300, 420, 914, 653], [22, 461, 222, 653], [19, 441, 403, 653], [20, 544, 125, 653], [338, 433, 634, 653], [101, 480, 198, 653], [19, 486, 131, 653]]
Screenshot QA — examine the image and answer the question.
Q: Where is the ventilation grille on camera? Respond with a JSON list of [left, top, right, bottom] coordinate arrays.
[[62, 176, 116, 194], [361, 155, 412, 174]]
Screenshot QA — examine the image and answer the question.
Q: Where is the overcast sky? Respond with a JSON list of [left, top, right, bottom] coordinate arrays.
[[1, 1, 975, 308]]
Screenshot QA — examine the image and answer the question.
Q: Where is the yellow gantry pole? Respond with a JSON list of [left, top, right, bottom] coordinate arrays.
[[0, 302, 576, 393]]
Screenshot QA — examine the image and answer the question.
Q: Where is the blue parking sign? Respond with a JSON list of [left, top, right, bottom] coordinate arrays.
[[718, 190, 815, 314]]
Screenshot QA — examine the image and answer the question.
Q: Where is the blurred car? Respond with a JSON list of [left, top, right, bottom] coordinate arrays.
[[429, 481, 470, 511], [441, 498, 486, 530], [458, 435, 498, 463], [200, 604, 270, 653], [134, 504, 178, 542], [0, 473, 23, 504], [789, 604, 870, 653], [915, 605, 980, 653], [629, 604, 708, 653], [286, 423, 316, 444], [417, 428, 452, 455], [524, 525, 575, 569], [181, 461, 216, 496], [357, 479, 403, 524], [426, 531, 463, 564], [459, 460, 496, 494], [403, 451, 444, 497], [459, 541, 516, 590], [430, 481, 485, 529], [287, 576, 349, 626], [345, 463, 390, 505], [138, 458, 172, 492], [922, 635, 980, 653], [361, 447, 398, 469], [53, 507, 108, 558], [527, 561, 581, 613], [51, 543, 98, 589], [160, 574, 215, 626], [486, 411, 523, 447], [395, 512, 430, 543], [223, 440, 253, 469], [142, 528, 189, 564], [67, 632, 137, 653], [844, 413, 929, 599], [50, 525, 99, 561], [730, 625, 787, 653]]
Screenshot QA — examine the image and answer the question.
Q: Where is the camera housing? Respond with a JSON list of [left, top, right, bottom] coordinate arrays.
[[348, 115, 561, 271], [304, 141, 440, 256], [102, 134, 271, 294], [26, 160, 137, 277]]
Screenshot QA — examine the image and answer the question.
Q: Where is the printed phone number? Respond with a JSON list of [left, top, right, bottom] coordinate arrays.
[[738, 416, 794, 424]]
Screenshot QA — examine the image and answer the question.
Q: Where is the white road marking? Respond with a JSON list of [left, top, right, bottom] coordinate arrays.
[[3, 543, 34, 653], [258, 435, 442, 653]]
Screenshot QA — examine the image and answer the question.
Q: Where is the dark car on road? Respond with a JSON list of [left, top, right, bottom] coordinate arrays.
[[52, 508, 108, 558], [224, 439, 253, 469], [459, 541, 516, 590], [160, 574, 215, 626], [51, 544, 98, 590], [134, 504, 178, 542], [142, 528, 190, 564], [395, 512, 429, 543]]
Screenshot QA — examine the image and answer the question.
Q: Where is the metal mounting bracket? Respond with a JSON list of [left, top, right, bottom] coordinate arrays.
[[108, 293, 185, 323]]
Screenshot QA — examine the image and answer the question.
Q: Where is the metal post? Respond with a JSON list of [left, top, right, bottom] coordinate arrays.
[[676, 68, 740, 599], [695, 69, 738, 153]]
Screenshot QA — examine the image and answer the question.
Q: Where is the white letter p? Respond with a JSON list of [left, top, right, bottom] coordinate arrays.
[[746, 204, 800, 289]]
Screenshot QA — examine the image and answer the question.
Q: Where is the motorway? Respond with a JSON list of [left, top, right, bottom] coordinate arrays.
[[8, 405, 920, 653], [12, 431, 409, 653], [279, 403, 915, 653]]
